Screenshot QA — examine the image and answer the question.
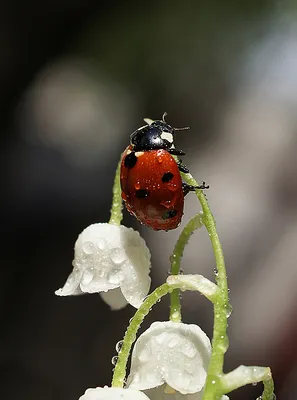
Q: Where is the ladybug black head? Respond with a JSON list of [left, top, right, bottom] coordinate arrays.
[[130, 120, 175, 152]]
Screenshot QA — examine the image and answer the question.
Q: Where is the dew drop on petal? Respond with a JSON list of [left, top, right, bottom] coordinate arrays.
[[107, 270, 121, 284], [82, 241, 95, 254], [167, 335, 179, 348], [96, 238, 106, 250], [110, 248, 126, 265], [97, 268, 105, 277], [184, 362, 195, 374], [81, 270, 94, 285], [182, 343, 197, 358], [154, 334, 165, 345], [138, 344, 151, 362]]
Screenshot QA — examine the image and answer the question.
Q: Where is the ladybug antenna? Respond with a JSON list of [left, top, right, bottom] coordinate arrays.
[[173, 125, 190, 131], [162, 112, 190, 130]]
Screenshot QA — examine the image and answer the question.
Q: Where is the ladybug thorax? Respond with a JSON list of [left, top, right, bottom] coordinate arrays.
[[130, 120, 174, 152]]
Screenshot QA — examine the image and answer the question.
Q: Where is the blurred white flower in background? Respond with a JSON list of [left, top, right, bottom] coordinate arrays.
[[18, 58, 136, 167], [55, 223, 151, 309], [79, 387, 150, 400], [127, 321, 226, 400]]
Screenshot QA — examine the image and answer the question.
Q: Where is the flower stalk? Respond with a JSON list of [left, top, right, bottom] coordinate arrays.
[[112, 283, 171, 388], [109, 158, 123, 226], [181, 172, 230, 400], [169, 212, 203, 322]]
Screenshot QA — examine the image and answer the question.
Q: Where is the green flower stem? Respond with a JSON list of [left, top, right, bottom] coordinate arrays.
[[111, 283, 171, 388], [220, 366, 274, 400], [181, 172, 230, 400], [181, 172, 275, 399], [262, 371, 275, 400], [109, 158, 123, 225], [169, 213, 203, 322], [111, 274, 220, 388]]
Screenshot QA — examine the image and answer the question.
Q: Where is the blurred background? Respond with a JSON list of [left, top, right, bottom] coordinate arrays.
[[2, 0, 297, 399]]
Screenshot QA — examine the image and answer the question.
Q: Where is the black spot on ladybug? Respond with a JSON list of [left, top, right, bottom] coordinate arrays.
[[162, 172, 174, 182], [124, 152, 137, 169], [135, 189, 150, 198], [162, 209, 177, 219]]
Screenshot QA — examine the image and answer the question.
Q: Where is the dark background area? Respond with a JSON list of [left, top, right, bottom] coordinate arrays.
[[2, 1, 297, 399]]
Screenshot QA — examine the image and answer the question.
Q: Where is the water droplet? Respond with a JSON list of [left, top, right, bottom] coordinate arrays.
[[134, 181, 141, 190], [218, 335, 229, 352], [171, 311, 180, 320], [252, 382, 258, 387], [97, 238, 106, 250], [182, 343, 197, 358], [168, 184, 178, 192], [110, 248, 126, 265], [161, 199, 172, 208], [115, 340, 123, 353], [154, 333, 165, 345], [138, 345, 150, 362], [225, 303, 233, 318], [82, 241, 94, 254], [81, 270, 93, 285], [170, 253, 177, 263], [167, 335, 179, 348], [111, 356, 118, 365], [107, 270, 121, 284]]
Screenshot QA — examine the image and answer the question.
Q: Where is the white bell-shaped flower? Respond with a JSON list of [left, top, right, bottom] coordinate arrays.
[[127, 321, 211, 396], [79, 387, 150, 400], [55, 223, 151, 309]]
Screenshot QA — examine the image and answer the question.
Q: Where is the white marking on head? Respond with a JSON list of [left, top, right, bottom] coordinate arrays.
[[144, 118, 154, 125], [126, 149, 132, 155], [135, 151, 144, 157], [160, 131, 173, 143]]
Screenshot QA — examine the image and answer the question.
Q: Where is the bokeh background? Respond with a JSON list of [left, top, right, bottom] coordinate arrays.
[[2, 1, 297, 399]]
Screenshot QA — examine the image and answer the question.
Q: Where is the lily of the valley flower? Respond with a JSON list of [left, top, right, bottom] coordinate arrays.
[[79, 387, 150, 400], [127, 321, 212, 399], [55, 223, 151, 309]]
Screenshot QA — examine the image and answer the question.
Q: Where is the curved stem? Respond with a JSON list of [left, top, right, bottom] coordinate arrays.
[[109, 158, 123, 226], [169, 213, 203, 322], [181, 172, 230, 399], [111, 274, 220, 389], [112, 283, 170, 388], [220, 365, 274, 400]]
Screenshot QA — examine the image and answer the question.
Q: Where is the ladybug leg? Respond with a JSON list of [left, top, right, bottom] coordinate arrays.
[[177, 158, 189, 173], [182, 182, 210, 196], [168, 148, 186, 156]]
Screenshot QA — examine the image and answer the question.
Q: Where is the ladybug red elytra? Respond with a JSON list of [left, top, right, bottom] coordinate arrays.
[[120, 114, 208, 231]]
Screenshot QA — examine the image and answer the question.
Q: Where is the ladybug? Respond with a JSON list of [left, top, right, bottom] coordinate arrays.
[[120, 114, 208, 231]]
